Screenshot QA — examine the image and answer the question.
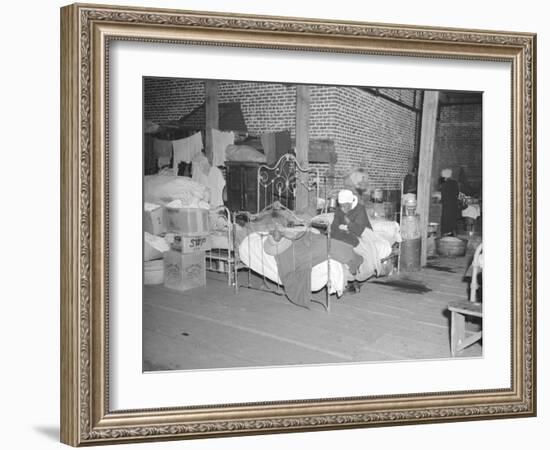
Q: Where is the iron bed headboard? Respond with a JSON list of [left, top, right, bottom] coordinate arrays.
[[257, 153, 321, 213]]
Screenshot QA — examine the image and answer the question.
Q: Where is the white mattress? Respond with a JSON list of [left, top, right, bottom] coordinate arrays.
[[238, 232, 345, 295]]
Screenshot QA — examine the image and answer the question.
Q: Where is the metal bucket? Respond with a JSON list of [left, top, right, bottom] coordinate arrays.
[[436, 237, 467, 257]]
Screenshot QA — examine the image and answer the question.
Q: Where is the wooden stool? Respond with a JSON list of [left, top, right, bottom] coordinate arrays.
[[448, 300, 483, 356]]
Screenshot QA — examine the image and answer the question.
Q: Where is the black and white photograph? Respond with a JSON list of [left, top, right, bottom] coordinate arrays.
[[1, 0, 543, 447], [142, 78, 483, 372]]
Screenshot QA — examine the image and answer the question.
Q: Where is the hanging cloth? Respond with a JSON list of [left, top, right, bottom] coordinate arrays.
[[153, 138, 173, 159], [274, 130, 291, 162], [211, 129, 235, 167], [191, 152, 211, 188], [260, 132, 277, 166], [207, 166, 226, 208], [158, 156, 171, 170], [172, 132, 203, 168]]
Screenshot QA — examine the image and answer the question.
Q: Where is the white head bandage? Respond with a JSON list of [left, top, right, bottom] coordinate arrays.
[[338, 189, 354, 204], [338, 189, 358, 208]]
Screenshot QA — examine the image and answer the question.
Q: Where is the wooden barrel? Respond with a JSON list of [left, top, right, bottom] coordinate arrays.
[[400, 238, 421, 271]]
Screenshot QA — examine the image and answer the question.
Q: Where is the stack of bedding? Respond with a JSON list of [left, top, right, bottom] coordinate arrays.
[[144, 174, 210, 207]]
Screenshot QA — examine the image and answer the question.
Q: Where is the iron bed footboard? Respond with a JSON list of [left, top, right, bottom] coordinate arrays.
[[205, 205, 240, 288], [231, 203, 333, 312]]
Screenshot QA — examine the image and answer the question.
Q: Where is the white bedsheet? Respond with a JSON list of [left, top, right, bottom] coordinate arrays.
[[238, 232, 346, 295], [371, 219, 402, 246]]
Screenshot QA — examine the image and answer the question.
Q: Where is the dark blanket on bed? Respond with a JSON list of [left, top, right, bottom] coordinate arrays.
[[274, 232, 313, 308], [274, 232, 362, 308]]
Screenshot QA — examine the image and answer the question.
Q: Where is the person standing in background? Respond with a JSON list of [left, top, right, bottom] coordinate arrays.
[[403, 166, 418, 194], [440, 168, 460, 236]]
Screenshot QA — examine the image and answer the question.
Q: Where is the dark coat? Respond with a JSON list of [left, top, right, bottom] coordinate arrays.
[[330, 202, 372, 247], [403, 172, 417, 194], [441, 178, 460, 234]]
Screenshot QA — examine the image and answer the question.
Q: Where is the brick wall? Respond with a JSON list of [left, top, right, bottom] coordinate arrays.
[[144, 78, 419, 192], [218, 81, 296, 135], [144, 78, 336, 138], [434, 103, 482, 194], [378, 88, 417, 106], [144, 78, 297, 133], [333, 87, 418, 190], [144, 78, 204, 122]]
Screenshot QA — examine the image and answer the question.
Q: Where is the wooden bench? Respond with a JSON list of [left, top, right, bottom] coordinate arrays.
[[448, 300, 483, 356]]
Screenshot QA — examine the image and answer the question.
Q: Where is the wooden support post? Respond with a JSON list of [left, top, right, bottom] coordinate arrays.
[[416, 91, 439, 267], [295, 85, 310, 211], [205, 80, 219, 165]]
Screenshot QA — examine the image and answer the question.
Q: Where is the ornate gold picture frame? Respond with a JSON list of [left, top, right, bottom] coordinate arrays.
[[60, 2, 536, 446]]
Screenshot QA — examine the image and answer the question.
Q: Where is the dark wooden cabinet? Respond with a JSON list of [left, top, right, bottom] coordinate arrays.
[[226, 161, 260, 213], [226, 160, 297, 213]]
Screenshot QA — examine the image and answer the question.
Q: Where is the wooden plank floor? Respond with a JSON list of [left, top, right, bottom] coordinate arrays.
[[143, 255, 482, 371]]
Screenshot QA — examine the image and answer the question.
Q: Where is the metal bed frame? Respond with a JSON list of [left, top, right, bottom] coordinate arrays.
[[213, 153, 401, 310], [232, 203, 333, 312], [233, 154, 334, 311], [204, 205, 240, 287], [257, 153, 322, 213]]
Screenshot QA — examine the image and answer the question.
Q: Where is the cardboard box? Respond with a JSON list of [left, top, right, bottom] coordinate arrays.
[[144, 232, 170, 261], [163, 207, 209, 234], [144, 259, 164, 285], [171, 233, 212, 254], [163, 250, 206, 292], [144, 240, 163, 261], [144, 203, 165, 235]]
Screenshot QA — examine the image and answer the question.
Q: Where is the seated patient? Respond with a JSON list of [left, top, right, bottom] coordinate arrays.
[[330, 189, 373, 293], [330, 189, 372, 246]]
